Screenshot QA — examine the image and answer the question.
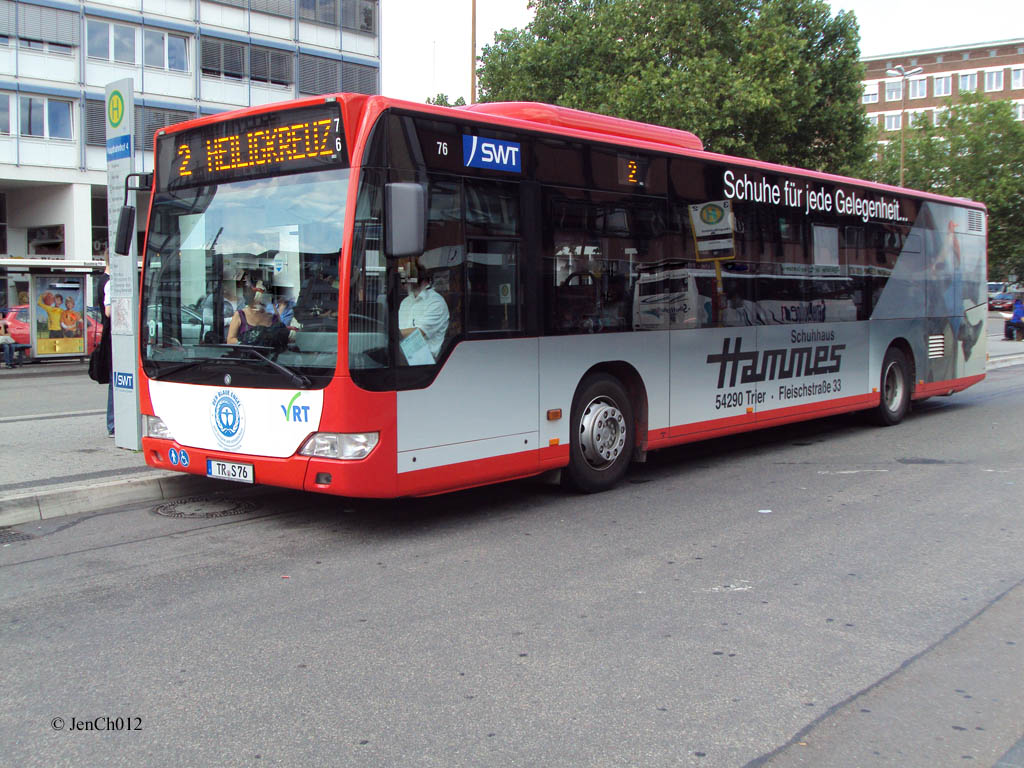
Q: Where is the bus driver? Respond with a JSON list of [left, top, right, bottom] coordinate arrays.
[[398, 257, 449, 365]]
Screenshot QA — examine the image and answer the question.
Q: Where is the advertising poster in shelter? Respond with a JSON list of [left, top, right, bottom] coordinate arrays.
[[33, 275, 86, 356]]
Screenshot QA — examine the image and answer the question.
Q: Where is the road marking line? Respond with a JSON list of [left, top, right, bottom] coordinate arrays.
[[0, 409, 105, 424]]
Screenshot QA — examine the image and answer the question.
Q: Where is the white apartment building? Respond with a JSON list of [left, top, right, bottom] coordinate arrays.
[[0, 0, 379, 270]]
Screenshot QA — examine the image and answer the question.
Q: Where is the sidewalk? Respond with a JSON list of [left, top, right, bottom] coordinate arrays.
[[0, 359, 226, 527], [2, 340, 1023, 529]]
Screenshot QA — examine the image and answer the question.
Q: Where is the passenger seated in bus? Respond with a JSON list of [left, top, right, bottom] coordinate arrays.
[[398, 257, 449, 364], [227, 286, 284, 347], [293, 265, 339, 329]]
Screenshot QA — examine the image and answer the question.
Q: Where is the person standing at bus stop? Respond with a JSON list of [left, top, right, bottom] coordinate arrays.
[[0, 317, 15, 367], [101, 263, 114, 436], [1004, 295, 1024, 340]]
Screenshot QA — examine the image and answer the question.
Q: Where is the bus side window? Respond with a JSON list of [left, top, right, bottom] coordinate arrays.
[[465, 180, 521, 334]]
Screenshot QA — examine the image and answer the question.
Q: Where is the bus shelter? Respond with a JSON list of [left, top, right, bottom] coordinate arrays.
[[0, 259, 107, 360]]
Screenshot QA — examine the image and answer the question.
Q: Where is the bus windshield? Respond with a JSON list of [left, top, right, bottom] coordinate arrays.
[[140, 166, 349, 388]]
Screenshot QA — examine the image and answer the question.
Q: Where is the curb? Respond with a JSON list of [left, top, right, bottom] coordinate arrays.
[[987, 353, 1024, 370], [0, 473, 226, 528]]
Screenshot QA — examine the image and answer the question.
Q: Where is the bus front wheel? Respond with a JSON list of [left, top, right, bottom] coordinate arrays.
[[873, 347, 910, 426], [565, 373, 635, 493]]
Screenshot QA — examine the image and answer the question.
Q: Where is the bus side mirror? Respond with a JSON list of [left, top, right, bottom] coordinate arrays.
[[113, 206, 135, 256], [112, 172, 153, 255], [384, 183, 425, 257]]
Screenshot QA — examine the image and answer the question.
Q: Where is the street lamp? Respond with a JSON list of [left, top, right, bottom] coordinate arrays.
[[885, 64, 923, 187]]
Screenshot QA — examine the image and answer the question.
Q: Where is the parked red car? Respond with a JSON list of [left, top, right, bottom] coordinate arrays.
[[989, 292, 1016, 312], [1, 305, 103, 357]]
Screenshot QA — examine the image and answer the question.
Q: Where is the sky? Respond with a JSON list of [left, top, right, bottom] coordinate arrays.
[[380, 0, 1024, 104]]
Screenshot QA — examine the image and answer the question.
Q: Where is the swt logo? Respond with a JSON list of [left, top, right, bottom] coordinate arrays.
[[463, 135, 521, 172], [281, 392, 310, 423]]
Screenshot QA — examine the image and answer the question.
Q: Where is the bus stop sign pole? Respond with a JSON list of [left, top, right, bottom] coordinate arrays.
[[105, 80, 142, 450]]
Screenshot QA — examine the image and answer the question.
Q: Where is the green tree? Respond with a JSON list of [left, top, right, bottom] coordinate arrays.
[[870, 94, 1024, 281], [476, 0, 870, 174], [426, 93, 466, 107]]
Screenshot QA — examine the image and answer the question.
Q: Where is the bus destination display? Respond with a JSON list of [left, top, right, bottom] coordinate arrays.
[[617, 154, 648, 187], [156, 104, 347, 191]]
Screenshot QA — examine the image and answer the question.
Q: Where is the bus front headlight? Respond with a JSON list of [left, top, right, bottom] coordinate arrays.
[[144, 415, 174, 440], [299, 432, 379, 460]]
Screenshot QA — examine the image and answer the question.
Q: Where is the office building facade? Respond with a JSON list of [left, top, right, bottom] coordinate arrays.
[[0, 0, 379, 269]]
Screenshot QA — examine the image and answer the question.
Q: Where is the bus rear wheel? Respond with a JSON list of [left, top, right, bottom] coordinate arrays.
[[873, 347, 910, 426], [565, 373, 634, 493]]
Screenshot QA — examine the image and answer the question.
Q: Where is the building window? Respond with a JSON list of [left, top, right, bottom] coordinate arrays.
[[985, 70, 1004, 92], [19, 96, 73, 139], [20, 96, 44, 136], [862, 83, 878, 104], [885, 81, 902, 101], [114, 26, 135, 63], [48, 100, 72, 139], [85, 100, 106, 146], [1013, 103, 1024, 121], [145, 30, 189, 71], [936, 55, 943, 64], [201, 38, 246, 79], [959, 73, 977, 93], [934, 108, 946, 126], [134, 105, 195, 151], [962, 52, 970, 60], [250, 46, 293, 86], [884, 114, 901, 131], [1013, 68, 1024, 89], [342, 60, 377, 94], [908, 78, 927, 99], [342, 0, 377, 34], [298, 54, 340, 94], [934, 75, 951, 97], [0, 94, 9, 134], [168, 35, 188, 71], [88, 20, 136, 64], [300, 0, 337, 26], [87, 20, 108, 58], [12, 6, 80, 54]]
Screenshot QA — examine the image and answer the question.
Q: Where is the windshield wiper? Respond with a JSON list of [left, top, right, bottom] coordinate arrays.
[[146, 359, 220, 379], [206, 344, 311, 388]]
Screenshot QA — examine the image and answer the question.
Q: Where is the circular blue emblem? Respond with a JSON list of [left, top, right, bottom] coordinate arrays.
[[210, 390, 245, 450]]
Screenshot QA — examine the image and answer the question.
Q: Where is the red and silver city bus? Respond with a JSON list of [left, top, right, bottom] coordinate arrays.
[[128, 94, 987, 496]]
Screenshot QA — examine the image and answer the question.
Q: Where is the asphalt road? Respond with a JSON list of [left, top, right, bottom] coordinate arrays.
[[2, 356, 1023, 767]]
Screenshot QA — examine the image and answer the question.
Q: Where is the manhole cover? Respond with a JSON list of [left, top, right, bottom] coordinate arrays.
[[154, 496, 259, 519], [0, 526, 34, 543]]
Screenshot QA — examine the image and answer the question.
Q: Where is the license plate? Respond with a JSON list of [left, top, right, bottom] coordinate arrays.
[[206, 459, 254, 484]]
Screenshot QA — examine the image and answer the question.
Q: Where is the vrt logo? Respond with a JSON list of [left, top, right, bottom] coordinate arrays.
[[281, 392, 310, 423]]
